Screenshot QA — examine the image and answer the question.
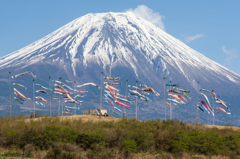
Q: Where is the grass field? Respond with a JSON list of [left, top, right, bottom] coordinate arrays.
[[25, 115, 240, 130], [24, 114, 121, 123], [0, 157, 33, 159], [0, 115, 239, 159]]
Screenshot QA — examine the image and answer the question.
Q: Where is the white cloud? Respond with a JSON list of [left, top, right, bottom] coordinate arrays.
[[185, 34, 204, 43], [222, 46, 239, 66], [128, 5, 165, 30]]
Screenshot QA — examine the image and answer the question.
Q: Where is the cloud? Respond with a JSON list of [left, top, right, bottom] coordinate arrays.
[[185, 34, 204, 43], [128, 5, 165, 30], [222, 46, 239, 66]]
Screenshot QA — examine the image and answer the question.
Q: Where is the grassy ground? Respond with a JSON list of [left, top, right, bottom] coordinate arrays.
[[0, 157, 33, 159], [25, 115, 240, 130], [0, 115, 239, 159], [24, 114, 121, 123]]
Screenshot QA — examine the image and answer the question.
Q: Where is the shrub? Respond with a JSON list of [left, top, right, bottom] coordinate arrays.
[[2, 151, 18, 157], [62, 128, 79, 143], [137, 132, 155, 151], [76, 129, 107, 149], [121, 139, 137, 154], [23, 144, 34, 157], [87, 147, 116, 159], [46, 142, 79, 159], [44, 125, 62, 147], [46, 146, 62, 159], [90, 141, 107, 153], [43, 125, 80, 148], [1, 115, 240, 158], [201, 132, 223, 156], [20, 130, 43, 148], [223, 134, 240, 156], [3, 129, 17, 146]]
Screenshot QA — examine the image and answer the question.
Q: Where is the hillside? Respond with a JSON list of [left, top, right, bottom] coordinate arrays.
[[27, 114, 240, 130], [0, 115, 240, 158], [25, 114, 121, 123]]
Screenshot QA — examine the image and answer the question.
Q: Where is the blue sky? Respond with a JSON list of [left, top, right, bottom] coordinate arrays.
[[0, 0, 240, 74]]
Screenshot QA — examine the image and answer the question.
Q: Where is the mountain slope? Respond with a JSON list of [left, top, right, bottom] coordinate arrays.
[[0, 12, 239, 125]]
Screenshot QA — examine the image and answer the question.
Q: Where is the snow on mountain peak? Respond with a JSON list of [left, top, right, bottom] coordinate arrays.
[[0, 12, 240, 88]]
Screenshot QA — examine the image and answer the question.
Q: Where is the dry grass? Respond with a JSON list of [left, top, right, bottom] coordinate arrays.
[[203, 124, 240, 130], [132, 152, 230, 159], [0, 147, 10, 155], [186, 123, 240, 132], [0, 148, 231, 159], [24, 115, 240, 134], [60, 114, 121, 122], [24, 114, 121, 123]]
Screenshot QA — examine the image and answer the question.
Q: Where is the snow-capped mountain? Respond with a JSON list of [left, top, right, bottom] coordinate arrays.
[[0, 12, 239, 125]]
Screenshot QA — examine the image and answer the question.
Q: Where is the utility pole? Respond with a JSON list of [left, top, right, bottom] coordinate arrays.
[[62, 100, 63, 116], [135, 80, 138, 119], [170, 81, 172, 120], [212, 90, 214, 126], [164, 77, 166, 121], [99, 72, 104, 119], [196, 81, 199, 125], [33, 79, 35, 118], [124, 79, 128, 119], [74, 81, 76, 115], [9, 71, 11, 119], [58, 77, 61, 116], [108, 102, 110, 116], [49, 76, 51, 116]]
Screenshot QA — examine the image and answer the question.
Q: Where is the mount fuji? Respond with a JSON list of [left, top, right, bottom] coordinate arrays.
[[0, 12, 239, 125]]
